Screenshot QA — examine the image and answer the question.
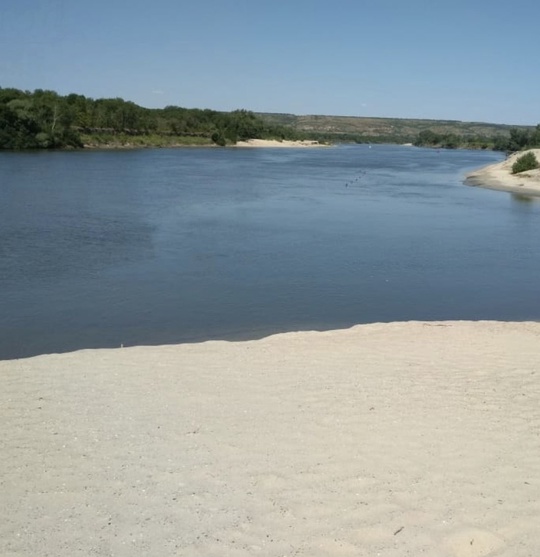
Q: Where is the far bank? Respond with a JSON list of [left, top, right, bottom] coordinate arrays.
[[465, 149, 540, 197]]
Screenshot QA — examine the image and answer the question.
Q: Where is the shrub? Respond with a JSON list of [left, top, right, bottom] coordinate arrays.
[[512, 152, 539, 174], [211, 131, 226, 146]]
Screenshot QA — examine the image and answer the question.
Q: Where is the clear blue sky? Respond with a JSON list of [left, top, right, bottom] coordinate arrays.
[[1, 0, 539, 125]]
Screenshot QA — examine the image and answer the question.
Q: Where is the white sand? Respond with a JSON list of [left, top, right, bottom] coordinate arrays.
[[2, 321, 540, 557], [234, 139, 324, 148], [465, 149, 540, 196]]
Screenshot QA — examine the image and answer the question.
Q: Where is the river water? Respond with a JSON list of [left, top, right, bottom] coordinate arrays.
[[1, 144, 539, 359]]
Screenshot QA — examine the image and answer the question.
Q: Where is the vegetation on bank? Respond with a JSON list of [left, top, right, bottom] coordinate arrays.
[[413, 125, 540, 151], [0, 87, 305, 150], [413, 130, 493, 150], [496, 127, 540, 152], [1, 85, 539, 152], [259, 112, 536, 151], [512, 152, 539, 174]]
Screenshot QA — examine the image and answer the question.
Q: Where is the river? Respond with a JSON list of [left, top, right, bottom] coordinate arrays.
[[1, 144, 538, 359]]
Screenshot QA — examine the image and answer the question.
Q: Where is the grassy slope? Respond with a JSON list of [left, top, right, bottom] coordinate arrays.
[[257, 113, 524, 142]]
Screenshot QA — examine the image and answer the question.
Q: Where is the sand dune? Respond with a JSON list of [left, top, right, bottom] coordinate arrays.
[[465, 149, 540, 196], [2, 321, 540, 557]]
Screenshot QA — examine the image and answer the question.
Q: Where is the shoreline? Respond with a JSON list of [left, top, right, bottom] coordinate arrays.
[[465, 148, 540, 196], [233, 138, 326, 148], [80, 138, 326, 150], [2, 320, 540, 556]]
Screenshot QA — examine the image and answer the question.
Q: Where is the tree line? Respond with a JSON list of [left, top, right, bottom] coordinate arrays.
[[2, 86, 538, 152], [414, 125, 540, 151], [0, 87, 303, 149]]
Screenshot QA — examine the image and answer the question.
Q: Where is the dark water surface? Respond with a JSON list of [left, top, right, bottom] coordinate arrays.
[[1, 145, 539, 359]]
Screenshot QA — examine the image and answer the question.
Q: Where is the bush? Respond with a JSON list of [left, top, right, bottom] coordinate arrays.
[[211, 131, 226, 146], [512, 152, 539, 174]]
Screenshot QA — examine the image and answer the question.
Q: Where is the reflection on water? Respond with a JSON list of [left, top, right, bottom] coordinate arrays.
[[511, 193, 537, 204], [1, 145, 539, 360]]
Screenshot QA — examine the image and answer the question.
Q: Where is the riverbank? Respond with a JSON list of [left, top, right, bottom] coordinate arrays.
[[81, 136, 325, 149], [81, 133, 214, 149], [465, 148, 540, 196], [2, 321, 539, 556], [234, 139, 325, 148]]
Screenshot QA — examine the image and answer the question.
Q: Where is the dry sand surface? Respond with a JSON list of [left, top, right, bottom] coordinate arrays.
[[2, 321, 540, 557], [465, 149, 540, 196], [234, 139, 324, 148]]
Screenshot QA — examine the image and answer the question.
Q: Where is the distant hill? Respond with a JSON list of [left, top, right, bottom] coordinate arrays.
[[256, 112, 528, 145]]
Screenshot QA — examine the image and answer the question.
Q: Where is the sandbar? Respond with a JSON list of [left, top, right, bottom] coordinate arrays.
[[2, 321, 540, 556], [465, 149, 540, 196], [234, 139, 325, 148]]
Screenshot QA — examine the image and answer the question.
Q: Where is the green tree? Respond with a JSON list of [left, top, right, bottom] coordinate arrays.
[[414, 130, 440, 146], [508, 128, 530, 152]]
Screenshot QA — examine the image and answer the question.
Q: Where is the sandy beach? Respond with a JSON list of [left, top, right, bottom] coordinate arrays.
[[465, 149, 540, 196], [2, 321, 540, 557], [234, 139, 325, 148]]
